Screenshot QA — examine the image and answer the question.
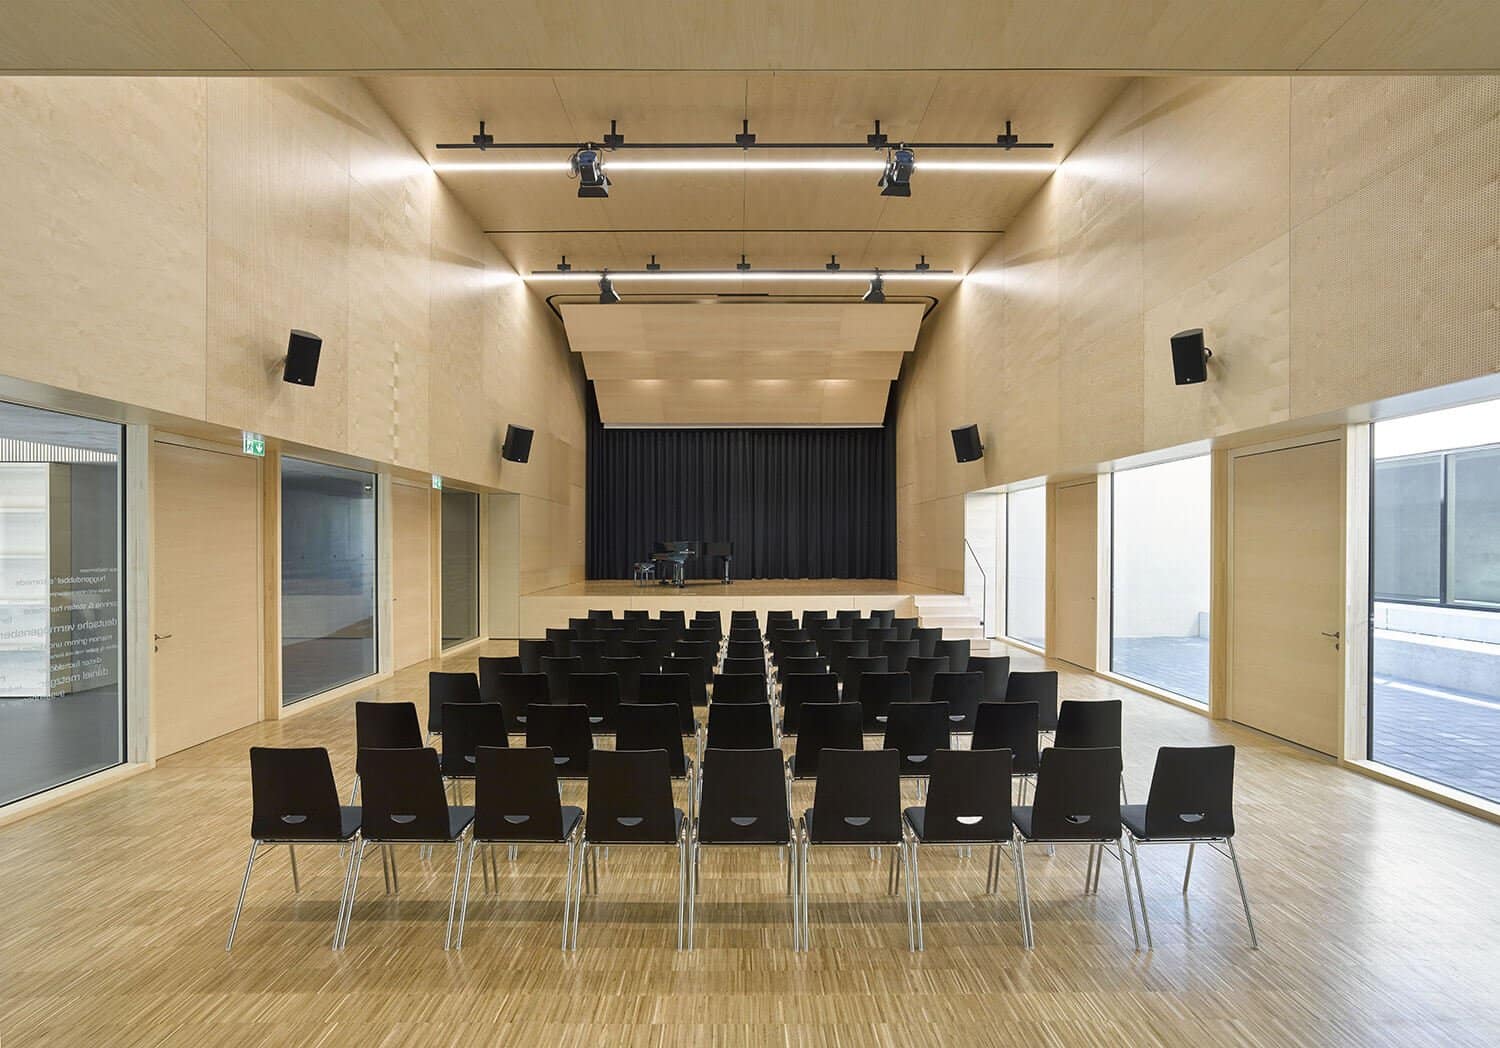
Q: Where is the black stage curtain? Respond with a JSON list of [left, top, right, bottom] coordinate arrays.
[[586, 387, 897, 580]]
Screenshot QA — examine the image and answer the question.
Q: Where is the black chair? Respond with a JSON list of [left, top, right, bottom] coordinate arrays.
[[542, 655, 583, 705], [972, 701, 1040, 801], [726, 627, 761, 646], [690, 747, 798, 949], [891, 617, 918, 641], [595, 627, 626, 657], [569, 672, 622, 734], [1006, 670, 1058, 733], [772, 639, 817, 664], [694, 609, 723, 629], [870, 609, 896, 629], [569, 616, 597, 639], [841, 655, 889, 708], [800, 609, 830, 631], [827, 639, 869, 678], [911, 627, 942, 658], [798, 748, 911, 951], [661, 654, 709, 707], [787, 702, 862, 782], [1056, 699, 1128, 803], [588, 608, 614, 623], [624, 609, 649, 622], [544, 627, 576, 658], [968, 655, 1011, 701], [848, 617, 873, 642], [338, 747, 474, 950], [779, 672, 838, 735], [493, 673, 548, 733], [864, 627, 897, 654], [726, 639, 763, 661], [659, 609, 687, 628], [859, 672, 912, 731], [227, 747, 360, 951], [766, 610, 796, 626], [428, 671, 481, 737], [705, 701, 775, 751], [617, 703, 692, 779], [518, 638, 554, 674], [881, 702, 951, 780], [905, 655, 950, 702], [525, 704, 594, 780], [779, 655, 830, 680], [1011, 746, 1139, 950], [1121, 745, 1256, 950], [477, 656, 522, 705], [602, 654, 645, 704], [835, 609, 860, 627], [880, 639, 919, 674], [622, 638, 663, 673], [903, 748, 1027, 950], [351, 700, 423, 803], [685, 624, 721, 649], [712, 672, 766, 704], [571, 638, 607, 672], [730, 609, 758, 624], [457, 746, 584, 951], [673, 639, 718, 675], [814, 625, 852, 649], [933, 638, 970, 673], [578, 749, 690, 949], [639, 673, 698, 737], [440, 702, 509, 801], [720, 656, 767, 678], [931, 671, 983, 732]]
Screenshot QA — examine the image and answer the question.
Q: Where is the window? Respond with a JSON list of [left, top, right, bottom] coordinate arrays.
[[441, 488, 479, 648], [0, 401, 124, 806], [280, 458, 377, 705], [1110, 456, 1211, 704], [1370, 403, 1500, 804], [1005, 484, 1046, 649]]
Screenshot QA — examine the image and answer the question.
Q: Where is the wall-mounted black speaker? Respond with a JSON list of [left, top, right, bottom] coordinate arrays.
[[283, 329, 322, 386], [952, 424, 984, 463], [501, 424, 534, 464], [1170, 328, 1213, 385]]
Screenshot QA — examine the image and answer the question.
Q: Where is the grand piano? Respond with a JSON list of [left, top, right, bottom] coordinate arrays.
[[650, 540, 734, 585]]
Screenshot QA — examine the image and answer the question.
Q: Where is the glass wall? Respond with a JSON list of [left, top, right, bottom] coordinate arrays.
[[0, 401, 124, 806], [1110, 456, 1211, 703], [1005, 484, 1046, 648], [280, 458, 377, 705], [441, 488, 479, 648], [1371, 402, 1500, 804]]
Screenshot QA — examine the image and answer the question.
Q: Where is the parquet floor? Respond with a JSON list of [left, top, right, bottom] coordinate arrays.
[[2, 640, 1499, 1046]]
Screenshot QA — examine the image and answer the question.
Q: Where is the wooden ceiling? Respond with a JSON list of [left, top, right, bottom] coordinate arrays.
[[562, 302, 925, 426], [3, 1, 1497, 73]]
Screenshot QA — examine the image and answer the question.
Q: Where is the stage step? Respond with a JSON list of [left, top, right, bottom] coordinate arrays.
[[912, 593, 992, 651]]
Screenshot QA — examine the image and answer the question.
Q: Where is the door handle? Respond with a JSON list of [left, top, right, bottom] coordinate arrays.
[[153, 632, 172, 653], [1320, 631, 1340, 639], [1321, 630, 1341, 651]]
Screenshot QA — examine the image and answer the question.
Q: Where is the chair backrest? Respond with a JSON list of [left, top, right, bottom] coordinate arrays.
[[524, 704, 594, 778], [905, 655, 951, 701], [881, 702, 952, 775], [355, 701, 422, 753], [638, 672, 696, 734], [356, 747, 455, 842], [971, 701, 1040, 774], [827, 638, 869, 674], [441, 702, 509, 777], [858, 672, 912, 730], [720, 656, 766, 678], [588, 608, 614, 623], [705, 701, 775, 750], [835, 609, 860, 627], [863, 627, 897, 654], [673, 638, 718, 670], [771, 639, 817, 663], [698, 748, 791, 845], [249, 747, 345, 840], [685, 624, 721, 647], [726, 639, 763, 661], [472, 746, 566, 841], [622, 639, 663, 674], [808, 748, 901, 844], [869, 608, 896, 629], [931, 671, 983, 731], [730, 609, 758, 623], [880, 639, 919, 674], [814, 625, 852, 648], [658, 609, 686, 626], [494, 673, 549, 728], [1055, 699, 1122, 750], [712, 672, 766, 704], [569, 672, 622, 732], [891, 617, 918, 641], [601, 654, 645, 703], [910, 627, 942, 658], [542, 655, 584, 704], [779, 655, 830, 678], [800, 609, 830, 631], [1143, 746, 1237, 839], [518, 638, 554, 674], [848, 618, 873, 641], [428, 671, 481, 732], [1006, 670, 1059, 730], [544, 627, 576, 657], [623, 609, 649, 621], [570, 638, 607, 672], [791, 703, 863, 779], [779, 672, 839, 734], [967, 655, 1012, 701], [840, 655, 889, 706], [694, 609, 723, 630], [919, 748, 1014, 843], [659, 654, 709, 705], [933, 637, 970, 673], [594, 627, 626, 657], [1029, 747, 1124, 841], [568, 616, 596, 638], [766, 610, 795, 625], [614, 703, 688, 777], [726, 627, 761, 645], [586, 749, 679, 844], [477, 656, 522, 703]]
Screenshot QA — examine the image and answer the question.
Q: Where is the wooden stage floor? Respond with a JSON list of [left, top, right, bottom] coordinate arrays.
[[3, 640, 1499, 1045], [530, 578, 949, 597]]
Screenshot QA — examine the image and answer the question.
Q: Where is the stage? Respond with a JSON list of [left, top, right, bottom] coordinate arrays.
[[516, 578, 952, 636]]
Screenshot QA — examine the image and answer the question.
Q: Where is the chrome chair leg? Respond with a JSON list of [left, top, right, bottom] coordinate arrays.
[[333, 836, 360, 950], [225, 840, 259, 951], [1116, 840, 1140, 951], [381, 844, 391, 894], [686, 836, 697, 949], [1129, 835, 1152, 949], [1183, 841, 1196, 893], [788, 835, 800, 950], [1014, 842, 1034, 949], [287, 844, 300, 893], [908, 839, 923, 952], [456, 838, 479, 950], [1227, 838, 1260, 949], [443, 837, 465, 950], [561, 838, 576, 952], [337, 840, 369, 950], [676, 829, 687, 951]]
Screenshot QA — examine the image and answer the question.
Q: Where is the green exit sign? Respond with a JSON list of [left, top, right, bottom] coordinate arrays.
[[431, 474, 443, 490], [242, 432, 265, 457]]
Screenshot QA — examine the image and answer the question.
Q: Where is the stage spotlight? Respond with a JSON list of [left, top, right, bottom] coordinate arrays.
[[570, 146, 610, 198], [879, 147, 915, 197], [598, 273, 621, 304], [862, 274, 886, 303]]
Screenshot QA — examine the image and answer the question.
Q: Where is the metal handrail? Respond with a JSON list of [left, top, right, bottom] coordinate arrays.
[[964, 538, 987, 634]]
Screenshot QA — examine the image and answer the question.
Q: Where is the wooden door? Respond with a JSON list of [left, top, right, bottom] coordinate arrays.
[[391, 482, 433, 669], [152, 440, 261, 758], [1229, 438, 1344, 754], [1052, 480, 1098, 669]]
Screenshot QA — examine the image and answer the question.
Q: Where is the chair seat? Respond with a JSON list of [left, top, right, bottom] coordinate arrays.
[[802, 808, 899, 846], [366, 805, 475, 843], [903, 806, 1012, 845], [476, 804, 582, 843], [257, 805, 362, 843], [1012, 805, 1115, 843], [1119, 804, 1227, 841], [698, 814, 792, 846], [586, 808, 685, 845]]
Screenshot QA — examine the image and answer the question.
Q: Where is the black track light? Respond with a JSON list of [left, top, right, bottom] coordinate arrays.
[[825, 255, 841, 272], [866, 119, 889, 149], [570, 146, 610, 198], [915, 254, 930, 271], [646, 254, 661, 271], [735, 118, 757, 148], [602, 119, 625, 150], [879, 146, 915, 197], [556, 255, 571, 272], [598, 273, 621, 304], [862, 274, 886, 304], [736, 254, 751, 271]]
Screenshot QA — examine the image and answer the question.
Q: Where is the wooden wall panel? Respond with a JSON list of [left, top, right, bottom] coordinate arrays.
[[390, 482, 432, 670], [1050, 481, 1098, 670]]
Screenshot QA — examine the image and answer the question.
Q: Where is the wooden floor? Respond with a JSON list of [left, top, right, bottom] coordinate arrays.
[[531, 578, 948, 597], [3, 641, 1499, 1046]]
